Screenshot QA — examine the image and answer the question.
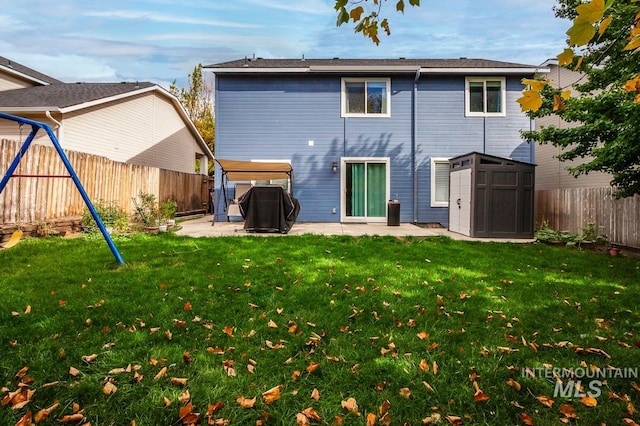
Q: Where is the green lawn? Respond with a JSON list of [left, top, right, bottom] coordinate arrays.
[[1, 234, 639, 425]]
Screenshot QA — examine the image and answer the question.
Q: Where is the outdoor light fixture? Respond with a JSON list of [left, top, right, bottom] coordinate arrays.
[[332, 161, 338, 172]]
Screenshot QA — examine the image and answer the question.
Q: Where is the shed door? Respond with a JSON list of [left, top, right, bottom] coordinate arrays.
[[449, 168, 471, 236]]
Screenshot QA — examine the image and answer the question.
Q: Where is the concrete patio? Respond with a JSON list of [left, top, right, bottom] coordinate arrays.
[[175, 215, 534, 243]]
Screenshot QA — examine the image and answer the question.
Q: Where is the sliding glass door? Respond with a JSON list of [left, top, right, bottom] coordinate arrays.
[[342, 158, 389, 222]]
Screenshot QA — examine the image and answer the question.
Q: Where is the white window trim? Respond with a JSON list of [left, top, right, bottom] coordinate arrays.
[[251, 159, 291, 193], [341, 78, 391, 118], [465, 76, 506, 117], [340, 157, 390, 223], [430, 157, 450, 207]]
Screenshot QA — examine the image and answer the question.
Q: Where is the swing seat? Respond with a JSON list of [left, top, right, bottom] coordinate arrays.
[[1, 230, 23, 249]]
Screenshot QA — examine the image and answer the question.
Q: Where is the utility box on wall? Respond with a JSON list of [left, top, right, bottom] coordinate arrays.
[[448, 152, 535, 239]]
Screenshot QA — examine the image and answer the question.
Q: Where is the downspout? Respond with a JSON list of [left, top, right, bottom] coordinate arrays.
[[412, 68, 421, 224], [45, 110, 62, 142]]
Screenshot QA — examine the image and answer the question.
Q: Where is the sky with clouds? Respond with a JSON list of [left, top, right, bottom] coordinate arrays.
[[1, 0, 569, 88]]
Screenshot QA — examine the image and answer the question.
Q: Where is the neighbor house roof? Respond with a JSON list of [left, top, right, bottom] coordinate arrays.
[[0, 82, 157, 112], [0, 55, 64, 85], [0, 81, 214, 159], [206, 58, 548, 75]]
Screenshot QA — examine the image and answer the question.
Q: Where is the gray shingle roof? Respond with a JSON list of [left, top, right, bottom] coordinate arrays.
[[0, 82, 156, 109], [205, 57, 540, 71], [0, 55, 64, 85]]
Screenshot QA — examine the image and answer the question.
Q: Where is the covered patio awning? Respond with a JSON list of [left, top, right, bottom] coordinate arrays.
[[216, 159, 293, 182]]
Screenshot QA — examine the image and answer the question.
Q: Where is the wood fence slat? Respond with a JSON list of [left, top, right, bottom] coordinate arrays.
[[536, 187, 640, 248], [1, 139, 208, 227]]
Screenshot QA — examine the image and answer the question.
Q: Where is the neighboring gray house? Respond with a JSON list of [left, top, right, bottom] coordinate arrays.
[[206, 58, 544, 225], [0, 56, 213, 174]]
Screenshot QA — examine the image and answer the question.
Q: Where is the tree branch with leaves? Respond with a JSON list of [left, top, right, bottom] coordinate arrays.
[[335, 0, 420, 44], [170, 64, 215, 174]]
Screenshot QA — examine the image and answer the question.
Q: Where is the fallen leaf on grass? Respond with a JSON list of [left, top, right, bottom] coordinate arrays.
[[422, 413, 442, 424], [537, 395, 555, 408], [580, 396, 598, 407], [178, 390, 191, 404], [520, 412, 534, 425], [103, 380, 117, 395], [171, 378, 188, 386], [366, 413, 376, 425], [15, 411, 32, 426], [222, 326, 234, 337], [559, 403, 578, 420], [179, 402, 200, 424], [15, 366, 29, 379], [81, 354, 98, 363], [311, 388, 320, 400], [301, 407, 322, 422], [419, 359, 430, 372], [296, 412, 311, 425], [399, 387, 411, 399], [341, 397, 360, 416], [472, 381, 490, 402], [306, 362, 321, 374], [59, 413, 85, 423], [262, 385, 284, 404], [236, 396, 256, 409], [506, 378, 521, 391], [153, 367, 168, 381], [423, 381, 434, 393]]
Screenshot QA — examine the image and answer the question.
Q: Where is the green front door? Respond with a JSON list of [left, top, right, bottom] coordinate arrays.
[[344, 160, 388, 222]]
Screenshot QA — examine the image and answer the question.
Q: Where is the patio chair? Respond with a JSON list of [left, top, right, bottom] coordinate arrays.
[[227, 183, 252, 220]]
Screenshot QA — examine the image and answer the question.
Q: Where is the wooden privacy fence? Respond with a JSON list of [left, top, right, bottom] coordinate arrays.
[[0, 138, 209, 226], [536, 187, 640, 248]]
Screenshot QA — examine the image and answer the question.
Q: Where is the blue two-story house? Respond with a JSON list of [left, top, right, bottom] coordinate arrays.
[[206, 58, 545, 225]]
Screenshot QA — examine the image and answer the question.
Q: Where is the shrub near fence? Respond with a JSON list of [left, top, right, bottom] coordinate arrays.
[[535, 187, 640, 249], [0, 139, 209, 232]]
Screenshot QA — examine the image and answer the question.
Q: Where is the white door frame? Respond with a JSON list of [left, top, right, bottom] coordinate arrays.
[[340, 157, 390, 223]]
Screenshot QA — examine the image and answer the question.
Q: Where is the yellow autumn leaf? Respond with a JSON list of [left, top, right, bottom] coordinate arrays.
[[306, 361, 321, 373], [567, 22, 596, 47], [625, 35, 640, 52], [522, 78, 548, 92], [517, 90, 543, 112], [553, 94, 566, 111], [418, 359, 430, 372], [574, 0, 605, 24], [557, 48, 575, 66], [350, 6, 364, 22], [561, 89, 572, 100], [599, 16, 613, 36], [624, 76, 640, 92]]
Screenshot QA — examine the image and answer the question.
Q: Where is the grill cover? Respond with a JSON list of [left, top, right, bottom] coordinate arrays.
[[239, 186, 300, 233]]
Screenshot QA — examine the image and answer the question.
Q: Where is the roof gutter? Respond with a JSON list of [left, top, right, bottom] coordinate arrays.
[[0, 65, 52, 86], [209, 66, 549, 75]]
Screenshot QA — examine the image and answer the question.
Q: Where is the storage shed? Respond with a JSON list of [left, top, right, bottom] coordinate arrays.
[[448, 152, 535, 238]]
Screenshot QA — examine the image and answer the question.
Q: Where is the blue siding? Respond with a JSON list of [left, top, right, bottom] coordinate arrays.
[[214, 73, 533, 224]]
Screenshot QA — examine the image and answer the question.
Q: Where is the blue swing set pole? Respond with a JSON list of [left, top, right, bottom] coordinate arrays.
[[0, 112, 125, 264]]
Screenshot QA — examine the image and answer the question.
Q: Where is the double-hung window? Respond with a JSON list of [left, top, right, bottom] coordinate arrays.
[[341, 78, 391, 117], [430, 158, 451, 207], [465, 77, 506, 117]]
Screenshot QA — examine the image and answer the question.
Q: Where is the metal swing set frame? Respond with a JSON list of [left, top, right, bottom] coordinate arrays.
[[0, 112, 125, 264]]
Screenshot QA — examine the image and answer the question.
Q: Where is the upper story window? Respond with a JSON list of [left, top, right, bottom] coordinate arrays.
[[465, 77, 506, 117], [341, 78, 391, 118]]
